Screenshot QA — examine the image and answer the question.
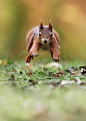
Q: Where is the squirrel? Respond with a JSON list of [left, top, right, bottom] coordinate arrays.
[[25, 22, 60, 63]]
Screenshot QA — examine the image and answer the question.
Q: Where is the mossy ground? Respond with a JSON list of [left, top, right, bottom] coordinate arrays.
[[0, 58, 86, 121]]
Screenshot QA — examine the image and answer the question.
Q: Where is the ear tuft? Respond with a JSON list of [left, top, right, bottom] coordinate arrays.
[[49, 22, 52, 31], [39, 22, 43, 30]]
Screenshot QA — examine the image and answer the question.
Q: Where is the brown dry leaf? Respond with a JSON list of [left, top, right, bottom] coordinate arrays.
[[53, 68, 64, 77], [53, 73, 61, 77], [11, 75, 15, 80], [71, 67, 78, 71], [71, 70, 81, 76], [14, 70, 17, 72], [27, 72, 33, 76], [58, 68, 64, 75], [66, 67, 78, 73]]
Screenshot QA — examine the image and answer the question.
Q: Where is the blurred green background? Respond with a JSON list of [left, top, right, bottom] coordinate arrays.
[[0, 0, 86, 61]]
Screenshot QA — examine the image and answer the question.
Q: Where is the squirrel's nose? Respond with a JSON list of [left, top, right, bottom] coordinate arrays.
[[44, 40, 47, 44]]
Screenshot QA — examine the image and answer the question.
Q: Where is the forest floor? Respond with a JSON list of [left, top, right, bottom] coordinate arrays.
[[0, 58, 86, 121]]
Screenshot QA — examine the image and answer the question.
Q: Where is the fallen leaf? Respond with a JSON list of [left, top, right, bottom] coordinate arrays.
[[71, 70, 81, 76], [53, 73, 61, 77], [27, 72, 33, 76], [58, 68, 64, 75], [14, 70, 17, 72], [11, 75, 15, 80], [71, 67, 78, 71]]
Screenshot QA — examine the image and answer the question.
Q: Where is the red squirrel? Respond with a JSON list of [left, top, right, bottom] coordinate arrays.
[[25, 22, 60, 63]]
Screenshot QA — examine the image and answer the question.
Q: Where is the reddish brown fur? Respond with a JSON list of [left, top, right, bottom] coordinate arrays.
[[25, 22, 60, 63]]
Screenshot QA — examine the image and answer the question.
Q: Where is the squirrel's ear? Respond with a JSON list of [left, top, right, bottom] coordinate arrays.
[[49, 22, 52, 31], [39, 22, 43, 30]]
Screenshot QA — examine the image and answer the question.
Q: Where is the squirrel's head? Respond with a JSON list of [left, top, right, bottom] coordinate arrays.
[[39, 22, 53, 44]]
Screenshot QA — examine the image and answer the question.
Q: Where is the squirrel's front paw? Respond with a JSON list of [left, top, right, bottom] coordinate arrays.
[[25, 55, 33, 63], [32, 53, 38, 57], [53, 57, 60, 62]]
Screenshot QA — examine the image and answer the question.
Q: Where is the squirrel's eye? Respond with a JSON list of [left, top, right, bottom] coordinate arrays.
[[39, 33, 41, 36], [50, 33, 53, 37]]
